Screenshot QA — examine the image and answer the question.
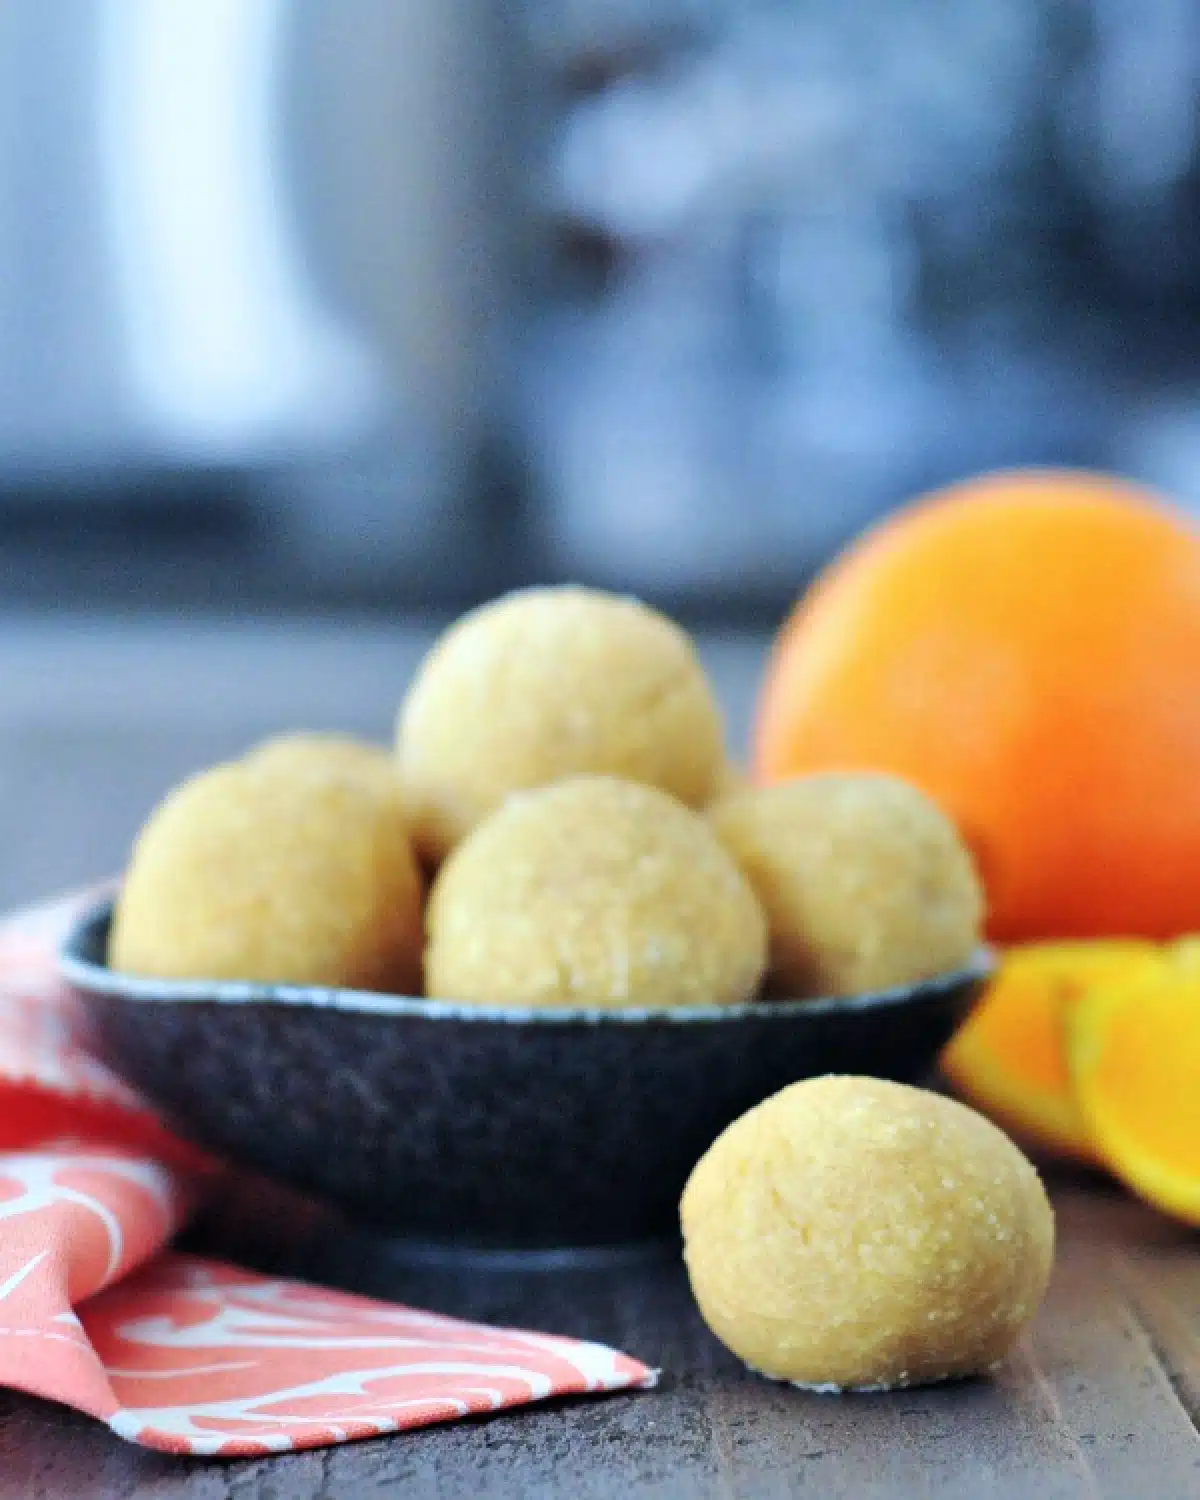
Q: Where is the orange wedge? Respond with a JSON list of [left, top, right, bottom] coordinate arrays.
[[1067, 970, 1200, 1225], [941, 941, 1161, 1162]]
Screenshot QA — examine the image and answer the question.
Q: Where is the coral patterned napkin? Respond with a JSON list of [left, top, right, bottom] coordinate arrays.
[[0, 892, 657, 1457]]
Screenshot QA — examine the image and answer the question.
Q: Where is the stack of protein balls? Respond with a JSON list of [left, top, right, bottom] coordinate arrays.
[[111, 585, 984, 1009], [110, 585, 1060, 1400]]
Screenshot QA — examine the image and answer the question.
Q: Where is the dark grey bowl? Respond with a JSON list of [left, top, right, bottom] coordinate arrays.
[[61, 898, 991, 1254]]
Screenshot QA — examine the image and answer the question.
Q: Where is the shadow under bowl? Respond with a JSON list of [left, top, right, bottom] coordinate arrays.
[[61, 899, 992, 1254]]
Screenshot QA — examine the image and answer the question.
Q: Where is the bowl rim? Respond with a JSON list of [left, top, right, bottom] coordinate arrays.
[[59, 896, 994, 1027]]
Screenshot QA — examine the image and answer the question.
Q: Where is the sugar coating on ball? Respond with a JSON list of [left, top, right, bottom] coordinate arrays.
[[425, 775, 767, 1009], [111, 756, 424, 993], [681, 1076, 1054, 1392], [247, 733, 403, 800], [248, 732, 400, 788], [708, 760, 753, 805], [395, 587, 726, 865], [709, 773, 983, 996]]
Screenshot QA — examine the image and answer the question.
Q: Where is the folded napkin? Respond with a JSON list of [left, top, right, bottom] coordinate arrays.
[[0, 892, 656, 1457]]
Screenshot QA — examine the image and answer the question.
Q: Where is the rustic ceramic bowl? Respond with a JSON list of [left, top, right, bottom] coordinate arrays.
[[61, 897, 991, 1254]]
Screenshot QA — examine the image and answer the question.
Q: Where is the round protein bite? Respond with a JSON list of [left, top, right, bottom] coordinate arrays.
[[681, 1076, 1054, 1392], [110, 756, 423, 992], [248, 732, 403, 798], [425, 775, 767, 1009], [707, 759, 753, 806], [709, 773, 983, 997], [396, 586, 726, 864]]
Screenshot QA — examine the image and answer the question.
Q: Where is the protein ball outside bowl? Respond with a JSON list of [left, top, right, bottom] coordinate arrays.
[[681, 1076, 1054, 1392], [395, 586, 726, 865], [709, 773, 983, 997], [424, 775, 768, 1009], [110, 756, 424, 992]]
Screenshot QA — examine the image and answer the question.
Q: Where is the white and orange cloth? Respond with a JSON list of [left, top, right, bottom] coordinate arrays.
[[0, 893, 656, 1457]]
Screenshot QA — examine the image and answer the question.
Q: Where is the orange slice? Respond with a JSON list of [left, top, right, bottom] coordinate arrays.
[[1067, 971, 1200, 1225], [941, 941, 1161, 1162]]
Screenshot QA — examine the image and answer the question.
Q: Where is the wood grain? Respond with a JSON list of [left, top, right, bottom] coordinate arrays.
[[0, 619, 1198, 1498], [1, 1188, 1199, 1500]]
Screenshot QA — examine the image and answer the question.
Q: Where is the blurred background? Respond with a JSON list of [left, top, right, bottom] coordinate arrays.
[[2, 0, 1200, 628]]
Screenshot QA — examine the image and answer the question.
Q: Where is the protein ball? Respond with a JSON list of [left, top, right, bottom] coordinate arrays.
[[247, 732, 404, 801], [396, 586, 726, 864], [681, 1076, 1054, 1391], [709, 773, 983, 996], [110, 756, 423, 992], [425, 775, 767, 1009], [707, 759, 753, 806]]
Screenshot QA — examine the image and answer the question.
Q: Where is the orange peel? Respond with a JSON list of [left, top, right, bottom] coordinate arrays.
[[941, 941, 1161, 1162]]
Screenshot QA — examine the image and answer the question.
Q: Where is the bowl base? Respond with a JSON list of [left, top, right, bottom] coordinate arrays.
[[182, 1184, 683, 1292], [349, 1236, 682, 1273]]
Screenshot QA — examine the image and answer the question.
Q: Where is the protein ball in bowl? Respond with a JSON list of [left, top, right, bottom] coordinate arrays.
[[396, 586, 726, 865], [709, 773, 983, 997], [707, 759, 753, 807], [247, 731, 403, 796], [110, 755, 424, 993], [681, 1076, 1054, 1392], [424, 775, 767, 1009]]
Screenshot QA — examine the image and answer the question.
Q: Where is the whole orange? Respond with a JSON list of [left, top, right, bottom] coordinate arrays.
[[753, 469, 1200, 942]]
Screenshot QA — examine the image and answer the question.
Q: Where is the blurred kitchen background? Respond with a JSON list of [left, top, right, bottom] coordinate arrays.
[[1, 0, 1200, 626]]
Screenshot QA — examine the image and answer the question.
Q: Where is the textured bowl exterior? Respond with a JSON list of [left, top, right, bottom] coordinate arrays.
[[62, 900, 990, 1249]]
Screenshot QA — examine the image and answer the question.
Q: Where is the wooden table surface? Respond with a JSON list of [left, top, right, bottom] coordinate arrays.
[[1, 616, 1198, 1500]]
